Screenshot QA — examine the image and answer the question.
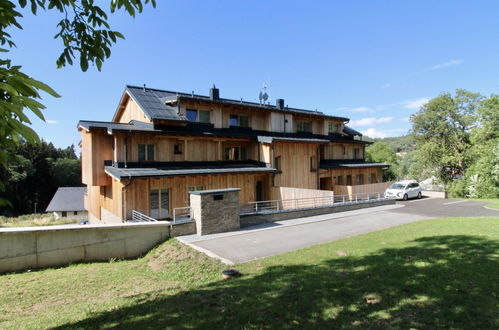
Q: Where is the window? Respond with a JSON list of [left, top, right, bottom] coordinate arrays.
[[186, 109, 211, 123], [224, 146, 248, 160], [73, 211, 78, 216], [329, 122, 340, 133], [229, 114, 249, 127], [150, 189, 169, 219], [337, 175, 343, 185], [370, 173, 377, 183], [353, 148, 360, 160], [174, 143, 182, 155], [199, 110, 211, 123], [62, 211, 67, 217], [355, 174, 364, 185], [274, 156, 281, 171], [186, 109, 197, 122], [346, 175, 352, 185], [296, 121, 312, 133], [138, 144, 155, 161], [310, 156, 317, 171]]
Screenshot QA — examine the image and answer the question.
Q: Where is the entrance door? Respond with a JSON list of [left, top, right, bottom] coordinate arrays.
[[150, 188, 169, 219], [256, 181, 264, 201], [320, 177, 332, 190]]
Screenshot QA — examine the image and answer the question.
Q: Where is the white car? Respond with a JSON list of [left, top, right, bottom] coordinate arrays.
[[384, 180, 422, 200]]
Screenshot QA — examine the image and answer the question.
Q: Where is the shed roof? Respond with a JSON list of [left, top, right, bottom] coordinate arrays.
[[104, 161, 279, 180], [45, 187, 86, 212]]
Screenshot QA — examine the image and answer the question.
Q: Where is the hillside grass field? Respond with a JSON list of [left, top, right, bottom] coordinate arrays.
[[0, 217, 497, 329], [0, 213, 80, 227]]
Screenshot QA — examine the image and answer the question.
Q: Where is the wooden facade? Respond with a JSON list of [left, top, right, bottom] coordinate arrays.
[[80, 85, 388, 222]]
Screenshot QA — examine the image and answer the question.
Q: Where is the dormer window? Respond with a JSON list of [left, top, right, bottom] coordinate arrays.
[[229, 114, 249, 127], [329, 122, 341, 133], [296, 121, 312, 133], [186, 109, 211, 123]]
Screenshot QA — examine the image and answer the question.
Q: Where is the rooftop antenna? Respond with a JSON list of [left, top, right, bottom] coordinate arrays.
[[258, 83, 269, 105]]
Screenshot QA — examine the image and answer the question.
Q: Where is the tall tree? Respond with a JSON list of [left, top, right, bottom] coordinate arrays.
[[365, 142, 397, 181], [0, 0, 156, 204], [0, 140, 82, 216], [410, 89, 482, 185]]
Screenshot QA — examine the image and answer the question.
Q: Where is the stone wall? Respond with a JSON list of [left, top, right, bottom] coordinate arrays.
[[170, 221, 196, 236], [240, 199, 395, 227], [190, 188, 240, 235]]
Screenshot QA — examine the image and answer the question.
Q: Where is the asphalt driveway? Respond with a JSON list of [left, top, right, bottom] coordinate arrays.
[[177, 198, 498, 264]]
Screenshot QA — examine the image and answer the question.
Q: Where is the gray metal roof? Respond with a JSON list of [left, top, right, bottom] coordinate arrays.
[[105, 165, 278, 180], [124, 85, 349, 121], [45, 187, 86, 212], [125, 86, 186, 121], [78, 120, 157, 133], [343, 125, 363, 136]]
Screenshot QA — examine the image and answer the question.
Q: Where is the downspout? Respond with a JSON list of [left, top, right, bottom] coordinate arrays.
[[317, 145, 320, 189], [121, 175, 133, 222]]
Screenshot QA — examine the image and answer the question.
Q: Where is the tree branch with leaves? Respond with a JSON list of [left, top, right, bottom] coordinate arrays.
[[0, 0, 156, 205]]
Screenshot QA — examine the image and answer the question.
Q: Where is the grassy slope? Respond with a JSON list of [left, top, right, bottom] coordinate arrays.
[[468, 198, 499, 210], [0, 217, 498, 329]]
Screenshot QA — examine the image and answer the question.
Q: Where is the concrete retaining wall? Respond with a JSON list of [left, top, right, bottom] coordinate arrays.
[[240, 199, 395, 227], [0, 222, 174, 274]]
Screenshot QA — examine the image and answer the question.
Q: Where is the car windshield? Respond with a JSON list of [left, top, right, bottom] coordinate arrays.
[[388, 183, 407, 190]]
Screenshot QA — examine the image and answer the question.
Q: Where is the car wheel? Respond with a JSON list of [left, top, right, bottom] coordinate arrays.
[[403, 194, 408, 201], [417, 192, 422, 199]]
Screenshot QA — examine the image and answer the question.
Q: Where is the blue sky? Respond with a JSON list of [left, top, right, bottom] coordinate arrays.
[[8, 0, 499, 147]]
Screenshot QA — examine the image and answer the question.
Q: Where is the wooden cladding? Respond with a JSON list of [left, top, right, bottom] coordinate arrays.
[[81, 129, 113, 186], [123, 173, 271, 219], [273, 141, 318, 189], [322, 143, 365, 160]]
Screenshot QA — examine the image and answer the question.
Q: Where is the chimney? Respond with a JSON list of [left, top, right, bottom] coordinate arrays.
[[276, 98, 285, 110], [210, 84, 219, 100]]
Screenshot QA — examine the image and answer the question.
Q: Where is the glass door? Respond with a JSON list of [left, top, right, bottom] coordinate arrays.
[[150, 188, 170, 219]]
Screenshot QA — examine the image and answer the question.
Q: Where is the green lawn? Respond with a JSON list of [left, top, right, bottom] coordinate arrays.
[[467, 198, 499, 210], [0, 217, 498, 329]]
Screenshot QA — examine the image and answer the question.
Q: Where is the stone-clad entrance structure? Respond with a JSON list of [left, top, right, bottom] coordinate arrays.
[[189, 188, 240, 235]]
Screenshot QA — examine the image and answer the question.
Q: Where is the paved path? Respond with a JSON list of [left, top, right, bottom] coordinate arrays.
[[177, 198, 498, 264]]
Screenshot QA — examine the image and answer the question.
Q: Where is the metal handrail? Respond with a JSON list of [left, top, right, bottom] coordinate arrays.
[[131, 210, 157, 222], [240, 192, 390, 215], [173, 207, 192, 223]]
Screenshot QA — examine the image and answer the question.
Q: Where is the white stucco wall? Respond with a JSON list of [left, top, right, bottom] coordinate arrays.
[[53, 211, 88, 220]]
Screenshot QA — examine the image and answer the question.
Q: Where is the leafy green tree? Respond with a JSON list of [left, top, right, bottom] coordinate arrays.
[[365, 142, 397, 181], [410, 89, 482, 185], [0, 0, 156, 204], [50, 157, 81, 188], [0, 140, 82, 216]]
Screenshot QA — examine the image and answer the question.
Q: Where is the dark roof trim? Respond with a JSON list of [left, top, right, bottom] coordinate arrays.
[[320, 160, 391, 169], [105, 165, 278, 180], [77, 120, 371, 144]]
